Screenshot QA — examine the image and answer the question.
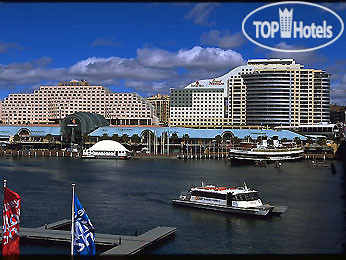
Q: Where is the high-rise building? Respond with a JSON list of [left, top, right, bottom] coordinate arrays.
[[0, 79, 158, 125], [169, 59, 330, 127], [146, 94, 170, 126]]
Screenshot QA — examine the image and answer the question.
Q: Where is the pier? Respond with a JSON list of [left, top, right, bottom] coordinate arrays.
[[0, 219, 176, 256]]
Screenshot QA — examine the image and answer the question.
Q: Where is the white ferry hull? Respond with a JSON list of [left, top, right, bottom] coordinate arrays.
[[172, 199, 287, 216], [81, 155, 129, 160], [228, 148, 304, 162]]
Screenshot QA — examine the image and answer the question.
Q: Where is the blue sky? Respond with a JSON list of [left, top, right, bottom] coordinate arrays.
[[0, 2, 346, 105]]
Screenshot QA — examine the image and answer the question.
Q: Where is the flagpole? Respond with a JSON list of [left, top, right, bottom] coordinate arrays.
[[71, 183, 75, 256], [2, 179, 6, 244]]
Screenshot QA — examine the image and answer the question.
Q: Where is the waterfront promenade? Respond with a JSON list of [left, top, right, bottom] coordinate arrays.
[[0, 148, 336, 160]]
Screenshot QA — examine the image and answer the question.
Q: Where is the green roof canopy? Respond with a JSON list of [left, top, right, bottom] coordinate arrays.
[[61, 112, 109, 137]]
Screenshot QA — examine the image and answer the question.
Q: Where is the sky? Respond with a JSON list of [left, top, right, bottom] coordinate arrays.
[[0, 2, 346, 105]]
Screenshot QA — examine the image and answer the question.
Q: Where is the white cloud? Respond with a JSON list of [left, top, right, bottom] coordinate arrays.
[[200, 30, 246, 49], [137, 46, 245, 71], [184, 3, 219, 26], [0, 46, 245, 96]]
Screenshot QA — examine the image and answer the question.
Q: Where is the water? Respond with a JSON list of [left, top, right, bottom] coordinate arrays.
[[0, 157, 345, 254]]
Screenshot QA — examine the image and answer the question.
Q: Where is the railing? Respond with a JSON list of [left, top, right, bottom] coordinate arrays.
[[230, 146, 304, 152]]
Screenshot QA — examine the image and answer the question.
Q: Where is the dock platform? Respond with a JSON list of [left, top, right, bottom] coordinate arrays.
[[1, 219, 176, 255]]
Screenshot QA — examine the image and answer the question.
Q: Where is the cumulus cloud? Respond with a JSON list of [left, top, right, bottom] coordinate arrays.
[[184, 3, 219, 26], [200, 30, 246, 49], [69, 56, 176, 81], [137, 46, 245, 71], [0, 46, 245, 96]]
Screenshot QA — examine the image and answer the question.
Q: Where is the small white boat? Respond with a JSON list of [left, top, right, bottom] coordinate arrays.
[[172, 182, 287, 216]]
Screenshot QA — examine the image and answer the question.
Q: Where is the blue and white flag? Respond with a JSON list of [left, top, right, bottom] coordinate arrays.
[[73, 194, 96, 255]]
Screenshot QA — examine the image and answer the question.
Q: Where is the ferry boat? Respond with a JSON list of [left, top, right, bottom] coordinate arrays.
[[172, 182, 287, 216], [228, 146, 304, 163]]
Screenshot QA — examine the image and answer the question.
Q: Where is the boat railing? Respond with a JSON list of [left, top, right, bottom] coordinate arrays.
[[230, 146, 304, 153]]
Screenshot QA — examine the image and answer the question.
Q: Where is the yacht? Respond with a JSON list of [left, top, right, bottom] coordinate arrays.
[[172, 182, 287, 216]]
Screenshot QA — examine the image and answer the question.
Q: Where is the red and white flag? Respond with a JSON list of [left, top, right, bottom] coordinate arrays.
[[2, 187, 20, 256]]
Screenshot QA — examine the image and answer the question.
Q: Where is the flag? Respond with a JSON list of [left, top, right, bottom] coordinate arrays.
[[3, 187, 20, 256], [73, 194, 95, 255]]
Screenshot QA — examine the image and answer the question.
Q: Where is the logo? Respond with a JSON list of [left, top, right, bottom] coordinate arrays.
[[242, 1, 344, 52], [209, 79, 224, 85], [191, 81, 204, 87]]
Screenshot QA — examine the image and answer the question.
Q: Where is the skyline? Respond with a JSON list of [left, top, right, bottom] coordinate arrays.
[[0, 2, 346, 105]]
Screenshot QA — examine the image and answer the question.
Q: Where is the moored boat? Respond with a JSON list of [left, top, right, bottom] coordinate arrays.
[[172, 182, 287, 216], [228, 146, 304, 164]]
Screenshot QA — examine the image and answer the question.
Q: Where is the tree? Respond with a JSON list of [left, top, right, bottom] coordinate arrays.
[[83, 133, 91, 143], [281, 137, 289, 143], [45, 134, 53, 150], [120, 134, 130, 144], [13, 134, 20, 143], [214, 135, 222, 144], [111, 134, 120, 142], [233, 136, 241, 145], [170, 132, 179, 144], [317, 137, 326, 146], [293, 137, 301, 145], [182, 134, 190, 143], [131, 134, 141, 144], [101, 133, 109, 140]]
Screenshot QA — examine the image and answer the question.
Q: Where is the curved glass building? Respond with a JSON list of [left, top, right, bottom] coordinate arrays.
[[170, 58, 330, 127]]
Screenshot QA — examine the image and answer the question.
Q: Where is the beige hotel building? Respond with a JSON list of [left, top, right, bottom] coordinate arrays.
[[170, 59, 330, 127], [0, 80, 158, 125]]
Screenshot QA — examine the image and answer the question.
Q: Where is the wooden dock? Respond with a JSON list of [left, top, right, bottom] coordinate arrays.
[[1, 219, 176, 256]]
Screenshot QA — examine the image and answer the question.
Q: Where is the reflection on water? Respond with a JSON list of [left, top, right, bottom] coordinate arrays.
[[0, 157, 344, 254]]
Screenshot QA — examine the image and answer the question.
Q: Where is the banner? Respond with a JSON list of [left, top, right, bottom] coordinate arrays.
[[73, 194, 95, 255], [3, 187, 20, 256]]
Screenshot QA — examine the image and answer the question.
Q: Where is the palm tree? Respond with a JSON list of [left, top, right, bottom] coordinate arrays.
[[214, 135, 222, 144], [13, 134, 20, 143], [170, 132, 179, 144], [45, 134, 53, 150], [120, 134, 130, 144], [293, 137, 301, 146], [182, 134, 190, 143], [101, 133, 109, 140], [112, 134, 120, 142], [131, 134, 141, 144]]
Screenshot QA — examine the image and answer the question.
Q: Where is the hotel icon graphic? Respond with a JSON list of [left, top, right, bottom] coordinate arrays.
[[279, 8, 293, 38]]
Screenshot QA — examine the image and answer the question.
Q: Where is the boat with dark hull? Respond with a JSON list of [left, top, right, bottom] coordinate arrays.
[[172, 183, 287, 216]]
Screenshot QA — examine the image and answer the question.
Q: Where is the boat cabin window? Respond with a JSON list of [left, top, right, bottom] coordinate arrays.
[[233, 192, 259, 201], [191, 190, 227, 200]]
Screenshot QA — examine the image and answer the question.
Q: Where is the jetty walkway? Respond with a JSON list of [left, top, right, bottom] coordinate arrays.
[[0, 219, 177, 256]]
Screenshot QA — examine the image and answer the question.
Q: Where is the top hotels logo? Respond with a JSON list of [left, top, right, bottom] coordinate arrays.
[[242, 1, 344, 52]]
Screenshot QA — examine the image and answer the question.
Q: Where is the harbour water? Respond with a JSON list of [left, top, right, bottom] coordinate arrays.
[[0, 157, 345, 254]]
